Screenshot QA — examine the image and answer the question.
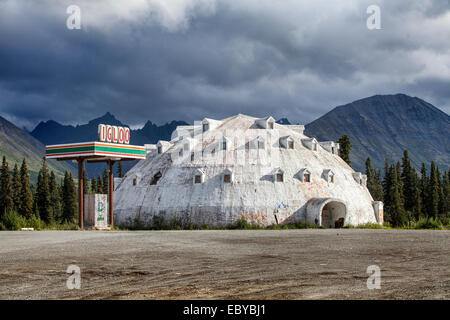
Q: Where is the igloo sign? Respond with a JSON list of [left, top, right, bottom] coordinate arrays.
[[98, 124, 130, 144]]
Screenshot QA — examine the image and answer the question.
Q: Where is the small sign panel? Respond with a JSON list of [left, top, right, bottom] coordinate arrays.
[[98, 124, 130, 144]]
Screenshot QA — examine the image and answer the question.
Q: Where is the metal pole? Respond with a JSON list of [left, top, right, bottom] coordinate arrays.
[[108, 160, 114, 228], [78, 158, 84, 230]]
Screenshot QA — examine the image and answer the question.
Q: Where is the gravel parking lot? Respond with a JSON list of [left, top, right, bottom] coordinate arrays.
[[0, 229, 449, 299]]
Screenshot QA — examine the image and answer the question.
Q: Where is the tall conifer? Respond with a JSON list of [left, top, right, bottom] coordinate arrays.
[[19, 158, 33, 218]]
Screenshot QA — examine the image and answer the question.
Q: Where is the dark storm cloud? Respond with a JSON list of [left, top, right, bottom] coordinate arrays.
[[0, 0, 449, 130]]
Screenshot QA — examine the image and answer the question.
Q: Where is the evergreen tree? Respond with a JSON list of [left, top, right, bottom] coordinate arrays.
[[382, 160, 392, 223], [426, 161, 440, 218], [386, 164, 407, 227], [62, 171, 77, 222], [19, 158, 33, 218], [49, 171, 62, 221], [83, 168, 89, 195], [412, 171, 422, 219], [0, 156, 14, 217], [395, 161, 404, 205], [102, 169, 109, 194], [383, 159, 390, 197], [117, 162, 124, 178], [401, 150, 419, 218], [365, 157, 383, 201], [31, 184, 38, 217], [91, 177, 97, 194], [36, 158, 52, 223], [437, 167, 445, 219], [420, 163, 428, 217], [97, 175, 103, 194], [337, 134, 352, 166], [442, 171, 450, 218], [11, 163, 21, 212]]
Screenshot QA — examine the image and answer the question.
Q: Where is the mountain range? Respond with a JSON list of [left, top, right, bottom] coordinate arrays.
[[304, 94, 449, 172], [1, 93, 448, 180], [0, 116, 75, 183]]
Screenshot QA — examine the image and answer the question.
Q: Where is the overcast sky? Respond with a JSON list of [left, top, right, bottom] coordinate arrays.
[[0, 0, 449, 130]]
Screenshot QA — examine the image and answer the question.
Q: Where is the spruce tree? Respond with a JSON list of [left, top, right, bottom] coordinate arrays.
[[31, 184, 39, 217], [83, 168, 89, 195], [437, 167, 445, 219], [102, 169, 109, 194], [412, 171, 422, 219], [62, 171, 77, 222], [401, 150, 419, 217], [11, 163, 21, 212], [0, 156, 13, 217], [420, 163, 428, 217], [117, 162, 124, 178], [382, 161, 392, 223], [49, 171, 62, 221], [37, 158, 52, 223], [337, 134, 352, 166], [97, 175, 103, 194], [443, 171, 450, 218], [365, 157, 383, 201], [383, 159, 390, 197], [396, 161, 404, 205], [91, 177, 97, 194], [386, 165, 407, 227], [19, 158, 33, 218], [426, 161, 440, 218]]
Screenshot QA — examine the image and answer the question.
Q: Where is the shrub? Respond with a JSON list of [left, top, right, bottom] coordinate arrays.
[[168, 217, 183, 230], [413, 217, 444, 230], [1, 211, 28, 230], [151, 214, 167, 230]]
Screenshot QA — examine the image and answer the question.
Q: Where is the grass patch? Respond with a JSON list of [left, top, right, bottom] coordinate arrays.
[[344, 222, 383, 229]]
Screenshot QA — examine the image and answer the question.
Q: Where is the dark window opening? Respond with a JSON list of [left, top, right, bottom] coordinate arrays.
[[223, 141, 227, 150], [150, 172, 162, 185], [330, 175, 334, 183], [202, 123, 209, 132], [133, 178, 137, 186], [276, 173, 283, 182], [288, 141, 294, 149], [191, 152, 194, 161], [268, 122, 274, 129], [304, 173, 311, 182], [158, 146, 162, 154], [224, 174, 231, 183], [194, 175, 202, 184]]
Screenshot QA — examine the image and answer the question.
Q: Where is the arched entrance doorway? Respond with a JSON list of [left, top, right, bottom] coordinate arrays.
[[321, 201, 346, 228]]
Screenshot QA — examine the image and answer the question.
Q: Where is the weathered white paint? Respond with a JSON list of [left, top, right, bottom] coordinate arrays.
[[114, 114, 381, 228], [84, 194, 108, 228]]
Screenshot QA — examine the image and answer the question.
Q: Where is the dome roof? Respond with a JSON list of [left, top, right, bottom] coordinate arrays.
[[114, 114, 382, 228]]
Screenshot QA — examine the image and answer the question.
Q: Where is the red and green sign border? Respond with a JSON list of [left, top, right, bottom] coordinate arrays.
[[45, 142, 146, 160]]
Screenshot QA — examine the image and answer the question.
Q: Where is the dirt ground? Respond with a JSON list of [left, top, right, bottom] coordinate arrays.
[[0, 229, 449, 300]]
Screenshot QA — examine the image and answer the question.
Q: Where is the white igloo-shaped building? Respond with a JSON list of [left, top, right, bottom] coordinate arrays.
[[114, 114, 383, 228]]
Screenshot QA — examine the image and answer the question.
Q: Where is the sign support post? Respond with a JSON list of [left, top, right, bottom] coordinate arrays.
[[108, 160, 115, 228], [78, 158, 85, 230]]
